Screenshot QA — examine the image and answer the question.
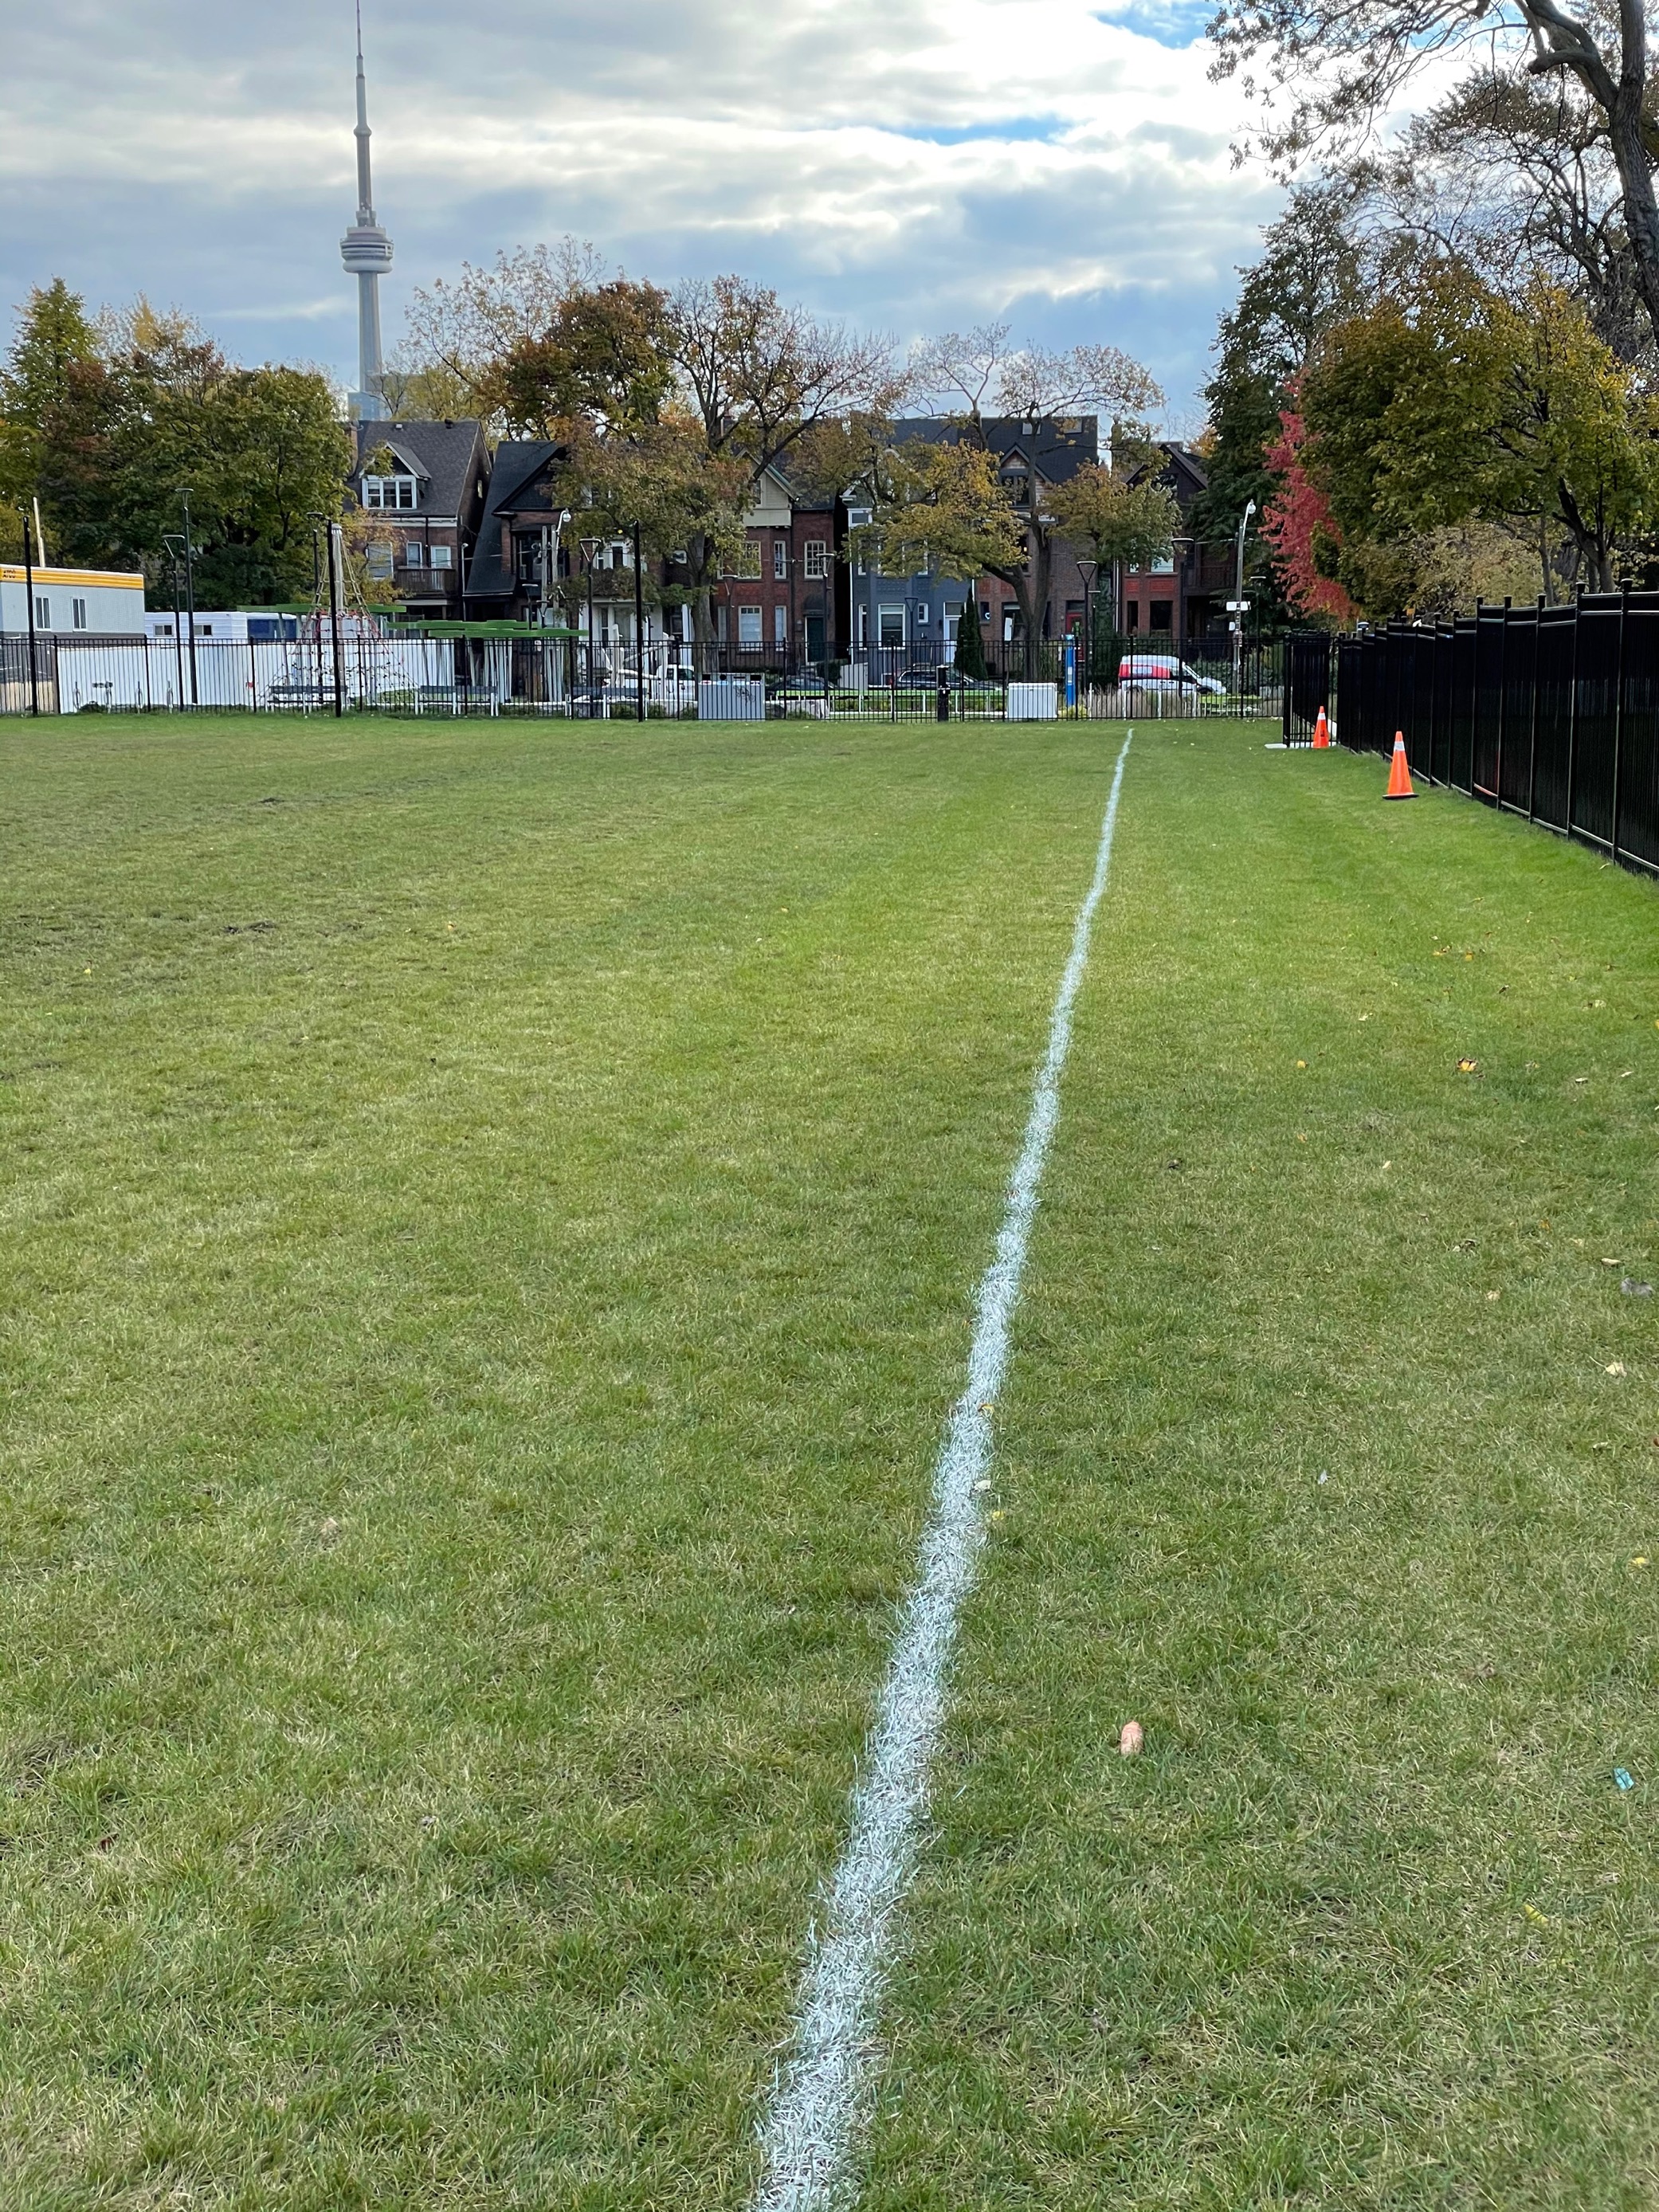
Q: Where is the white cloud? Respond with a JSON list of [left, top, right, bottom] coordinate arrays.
[[0, 0, 1283, 413]]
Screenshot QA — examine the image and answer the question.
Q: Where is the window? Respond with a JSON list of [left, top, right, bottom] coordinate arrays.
[[721, 540, 763, 579], [404, 542, 426, 567], [363, 473, 417, 511], [857, 606, 869, 648], [671, 548, 688, 566], [1151, 554, 1175, 575], [773, 539, 788, 580], [803, 539, 828, 580], [366, 543, 394, 580], [611, 543, 626, 570], [737, 606, 763, 646], [878, 604, 905, 649], [1150, 599, 1173, 630], [34, 596, 49, 629], [154, 622, 175, 637], [516, 539, 543, 581], [430, 544, 453, 570], [1126, 600, 1139, 633], [914, 602, 929, 626], [979, 600, 990, 622], [773, 604, 787, 645], [72, 598, 88, 629]]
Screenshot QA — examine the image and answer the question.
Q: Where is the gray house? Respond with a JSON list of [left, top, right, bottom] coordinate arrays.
[[847, 416, 1100, 669]]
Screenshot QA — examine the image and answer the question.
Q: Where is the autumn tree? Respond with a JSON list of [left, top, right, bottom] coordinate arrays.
[[1207, 0, 1659, 357], [1300, 268, 1658, 606]]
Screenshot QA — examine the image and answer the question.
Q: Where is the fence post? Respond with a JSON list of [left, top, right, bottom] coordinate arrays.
[[1527, 596, 1542, 819], [1565, 586, 1580, 836], [1492, 598, 1508, 803], [1610, 582, 1628, 865]]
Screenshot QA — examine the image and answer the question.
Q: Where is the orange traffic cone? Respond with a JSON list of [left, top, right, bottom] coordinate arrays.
[[1312, 705, 1330, 748], [1384, 731, 1415, 800]]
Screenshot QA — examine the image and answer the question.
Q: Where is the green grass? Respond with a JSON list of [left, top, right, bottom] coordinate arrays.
[[1, 712, 1656, 2207]]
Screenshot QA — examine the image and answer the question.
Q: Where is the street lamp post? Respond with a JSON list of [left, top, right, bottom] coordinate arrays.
[[1077, 555, 1098, 700], [578, 537, 603, 712], [632, 520, 645, 726], [20, 505, 41, 717], [180, 491, 199, 708], [1232, 500, 1257, 700]]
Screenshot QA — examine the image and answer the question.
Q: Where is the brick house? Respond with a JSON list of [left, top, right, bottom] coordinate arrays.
[[1116, 445, 1235, 646], [349, 420, 490, 619], [848, 417, 1100, 668]]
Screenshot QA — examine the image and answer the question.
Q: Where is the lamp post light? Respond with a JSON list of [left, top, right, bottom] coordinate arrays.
[[179, 490, 199, 708], [632, 520, 645, 726], [19, 504, 41, 717], [578, 536, 604, 712], [162, 532, 188, 708], [1077, 555, 1098, 698], [1232, 500, 1257, 700]]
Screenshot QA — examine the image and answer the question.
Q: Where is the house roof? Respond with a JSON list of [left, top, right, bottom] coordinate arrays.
[[351, 419, 487, 521], [889, 414, 1100, 485], [467, 440, 569, 602]]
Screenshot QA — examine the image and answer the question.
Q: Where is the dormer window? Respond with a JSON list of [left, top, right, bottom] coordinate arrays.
[[363, 473, 418, 511]]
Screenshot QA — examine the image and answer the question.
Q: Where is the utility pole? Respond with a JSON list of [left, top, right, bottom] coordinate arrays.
[[21, 506, 41, 717], [1232, 500, 1256, 700], [181, 491, 199, 707], [632, 521, 645, 726]]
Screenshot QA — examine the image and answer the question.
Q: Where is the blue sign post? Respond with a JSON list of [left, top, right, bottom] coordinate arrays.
[[1064, 634, 1077, 711]]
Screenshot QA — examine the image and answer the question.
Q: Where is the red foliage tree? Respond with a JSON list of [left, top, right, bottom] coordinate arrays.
[[1260, 403, 1355, 624]]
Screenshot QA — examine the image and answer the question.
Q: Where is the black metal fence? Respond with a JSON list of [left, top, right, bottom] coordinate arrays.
[[1299, 594, 1659, 876], [2, 624, 1285, 724]]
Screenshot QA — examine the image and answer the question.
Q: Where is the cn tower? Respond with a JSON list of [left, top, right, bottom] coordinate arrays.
[[340, 2, 393, 420]]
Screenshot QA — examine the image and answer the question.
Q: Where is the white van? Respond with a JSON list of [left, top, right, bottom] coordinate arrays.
[[1118, 653, 1227, 697]]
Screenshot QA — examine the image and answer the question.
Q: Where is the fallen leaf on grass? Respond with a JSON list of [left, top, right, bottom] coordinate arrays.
[[1524, 1904, 1557, 1928], [1486, 1290, 1500, 1301], [1630, 1557, 1649, 1569], [1606, 1362, 1628, 1377], [1458, 1058, 1479, 1073]]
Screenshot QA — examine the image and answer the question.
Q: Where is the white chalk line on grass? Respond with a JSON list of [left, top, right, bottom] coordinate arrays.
[[751, 731, 1134, 2212]]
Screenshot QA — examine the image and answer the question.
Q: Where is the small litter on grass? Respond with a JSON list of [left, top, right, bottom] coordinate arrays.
[[1524, 1903, 1557, 1928], [1487, 1290, 1500, 1302], [1119, 1721, 1143, 1757], [1630, 1556, 1649, 1569], [1606, 1361, 1628, 1377], [973, 1481, 991, 1494], [1296, 1060, 1307, 1069], [1622, 1280, 1653, 1296], [1458, 1058, 1479, 1074], [1318, 1471, 1328, 1485], [1615, 1769, 1636, 1792], [1602, 1257, 1621, 1267]]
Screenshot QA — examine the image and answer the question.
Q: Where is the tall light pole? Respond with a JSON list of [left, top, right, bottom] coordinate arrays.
[[632, 520, 645, 725], [578, 537, 603, 709], [18, 505, 41, 716], [1077, 555, 1098, 697], [1232, 500, 1256, 699], [181, 491, 199, 707]]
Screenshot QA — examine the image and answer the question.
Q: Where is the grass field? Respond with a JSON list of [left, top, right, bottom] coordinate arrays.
[[1, 710, 1656, 2209]]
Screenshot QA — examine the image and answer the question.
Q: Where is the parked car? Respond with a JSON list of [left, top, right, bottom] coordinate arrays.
[[897, 665, 1002, 694], [1117, 653, 1227, 697]]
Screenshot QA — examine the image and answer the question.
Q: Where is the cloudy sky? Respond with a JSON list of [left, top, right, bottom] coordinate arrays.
[[2, 0, 1284, 422]]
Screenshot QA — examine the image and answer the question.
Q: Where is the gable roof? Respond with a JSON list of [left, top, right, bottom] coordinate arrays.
[[468, 439, 570, 602], [888, 414, 1100, 485], [351, 418, 487, 520]]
